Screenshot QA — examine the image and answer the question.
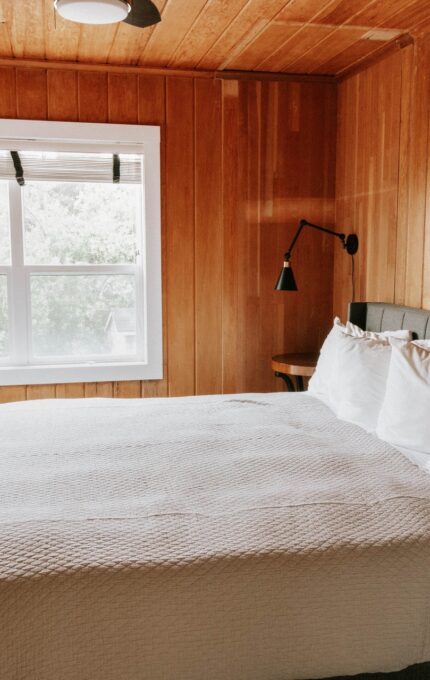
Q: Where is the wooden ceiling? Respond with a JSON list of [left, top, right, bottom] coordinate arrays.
[[0, 0, 429, 76]]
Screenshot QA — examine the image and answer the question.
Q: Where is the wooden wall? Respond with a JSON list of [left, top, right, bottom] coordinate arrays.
[[334, 39, 430, 318], [0, 65, 336, 403]]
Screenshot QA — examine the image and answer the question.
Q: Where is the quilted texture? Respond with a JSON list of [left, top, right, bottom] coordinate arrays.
[[0, 393, 429, 680]]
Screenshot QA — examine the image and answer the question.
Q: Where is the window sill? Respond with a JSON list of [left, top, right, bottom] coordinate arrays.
[[0, 361, 163, 386]]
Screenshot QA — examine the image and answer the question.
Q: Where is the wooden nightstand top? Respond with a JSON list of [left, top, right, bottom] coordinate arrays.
[[271, 352, 318, 377]]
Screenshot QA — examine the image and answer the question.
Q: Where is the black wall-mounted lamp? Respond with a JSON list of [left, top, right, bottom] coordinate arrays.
[[275, 218, 359, 291]]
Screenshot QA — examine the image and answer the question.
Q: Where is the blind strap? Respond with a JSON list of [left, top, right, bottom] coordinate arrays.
[[0, 150, 142, 184], [10, 151, 25, 186], [113, 154, 120, 183]]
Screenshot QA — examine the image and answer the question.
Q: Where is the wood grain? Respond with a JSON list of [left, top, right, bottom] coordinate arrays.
[[0, 67, 16, 117], [77, 71, 108, 122], [0, 0, 429, 75], [165, 76, 196, 396], [333, 38, 430, 319], [47, 70, 78, 120], [194, 78, 223, 395], [0, 62, 336, 403], [108, 73, 138, 124], [15, 68, 47, 119]]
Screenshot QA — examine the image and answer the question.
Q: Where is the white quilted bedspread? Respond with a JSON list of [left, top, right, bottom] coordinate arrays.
[[0, 392, 429, 680]]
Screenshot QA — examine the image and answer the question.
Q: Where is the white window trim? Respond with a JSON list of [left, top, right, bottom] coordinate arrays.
[[0, 119, 162, 386]]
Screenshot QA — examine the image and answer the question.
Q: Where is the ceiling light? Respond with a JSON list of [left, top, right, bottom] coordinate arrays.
[[54, 0, 131, 25]]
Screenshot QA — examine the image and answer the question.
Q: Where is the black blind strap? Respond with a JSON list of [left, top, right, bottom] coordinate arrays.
[[10, 151, 25, 186], [113, 154, 120, 183]]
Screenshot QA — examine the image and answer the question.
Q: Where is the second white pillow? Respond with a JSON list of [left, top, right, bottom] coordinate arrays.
[[346, 321, 411, 341], [335, 333, 392, 432], [376, 339, 430, 454]]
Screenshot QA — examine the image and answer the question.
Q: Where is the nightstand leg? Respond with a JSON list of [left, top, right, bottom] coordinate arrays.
[[296, 376, 305, 392], [274, 371, 296, 391]]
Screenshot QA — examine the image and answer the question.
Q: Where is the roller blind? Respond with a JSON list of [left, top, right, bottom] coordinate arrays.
[[0, 150, 143, 184]]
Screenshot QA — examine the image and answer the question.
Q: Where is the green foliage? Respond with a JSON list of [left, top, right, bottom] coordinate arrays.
[[0, 180, 140, 359], [24, 181, 138, 264], [31, 274, 136, 357]]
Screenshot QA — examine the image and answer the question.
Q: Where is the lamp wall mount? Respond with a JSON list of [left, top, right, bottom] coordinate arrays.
[[275, 218, 359, 292]]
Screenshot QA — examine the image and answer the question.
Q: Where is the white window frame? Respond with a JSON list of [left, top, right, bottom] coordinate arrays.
[[0, 119, 162, 386]]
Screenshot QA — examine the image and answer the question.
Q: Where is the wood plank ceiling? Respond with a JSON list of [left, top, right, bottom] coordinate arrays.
[[0, 0, 430, 76]]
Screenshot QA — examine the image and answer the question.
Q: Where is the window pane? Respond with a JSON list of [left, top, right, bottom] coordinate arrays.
[[0, 275, 8, 356], [23, 182, 140, 264], [0, 181, 10, 265], [30, 274, 137, 358]]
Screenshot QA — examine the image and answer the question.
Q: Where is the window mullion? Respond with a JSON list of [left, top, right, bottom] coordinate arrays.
[[8, 180, 29, 365]]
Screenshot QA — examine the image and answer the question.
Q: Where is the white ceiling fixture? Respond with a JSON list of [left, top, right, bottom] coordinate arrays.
[[53, 0, 161, 28], [54, 0, 130, 24]]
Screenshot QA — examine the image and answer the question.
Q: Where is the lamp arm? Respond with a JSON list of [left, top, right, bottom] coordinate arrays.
[[284, 219, 346, 260]]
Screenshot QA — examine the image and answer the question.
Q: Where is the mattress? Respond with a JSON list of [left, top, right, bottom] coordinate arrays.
[[0, 392, 429, 680]]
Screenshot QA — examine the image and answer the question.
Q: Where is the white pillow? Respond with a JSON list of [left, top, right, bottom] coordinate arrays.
[[376, 339, 430, 454], [346, 320, 411, 340], [335, 333, 392, 432], [308, 318, 411, 416], [307, 317, 347, 410], [414, 339, 430, 349]]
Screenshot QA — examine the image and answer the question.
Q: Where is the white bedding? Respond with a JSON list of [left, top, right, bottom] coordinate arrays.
[[397, 446, 430, 473], [0, 392, 429, 680]]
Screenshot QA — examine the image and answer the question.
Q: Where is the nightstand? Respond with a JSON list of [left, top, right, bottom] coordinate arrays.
[[271, 352, 318, 392]]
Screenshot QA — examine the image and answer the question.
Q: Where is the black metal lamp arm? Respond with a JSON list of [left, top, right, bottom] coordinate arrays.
[[284, 219, 349, 261], [276, 218, 358, 292]]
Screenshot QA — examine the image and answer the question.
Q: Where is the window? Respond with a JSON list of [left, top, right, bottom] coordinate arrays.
[[0, 120, 162, 385]]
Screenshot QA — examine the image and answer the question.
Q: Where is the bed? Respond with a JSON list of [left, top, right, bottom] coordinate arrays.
[[0, 302, 429, 680]]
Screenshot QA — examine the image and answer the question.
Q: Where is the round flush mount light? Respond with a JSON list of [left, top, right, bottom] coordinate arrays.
[[54, 0, 131, 25]]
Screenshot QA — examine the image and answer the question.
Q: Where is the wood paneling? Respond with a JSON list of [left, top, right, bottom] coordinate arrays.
[[165, 76, 196, 397], [333, 38, 430, 318], [47, 69, 77, 119], [0, 1, 429, 75], [0, 62, 336, 402], [194, 78, 223, 395], [77, 71, 108, 121]]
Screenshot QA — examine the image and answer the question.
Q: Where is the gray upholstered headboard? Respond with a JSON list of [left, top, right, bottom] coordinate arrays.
[[348, 302, 430, 340]]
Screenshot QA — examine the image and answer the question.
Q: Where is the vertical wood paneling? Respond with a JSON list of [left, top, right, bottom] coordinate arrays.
[[56, 384, 85, 398], [26, 385, 56, 400], [165, 77, 196, 396], [16, 68, 47, 119], [90, 382, 114, 397], [0, 64, 337, 403], [0, 68, 16, 117], [423, 111, 430, 310], [400, 40, 430, 308], [114, 381, 141, 398], [334, 39, 430, 319], [259, 81, 280, 392], [221, 79, 241, 394], [77, 71, 108, 122], [0, 386, 26, 403], [194, 78, 223, 395], [108, 73, 138, 123], [242, 81, 263, 392], [47, 70, 78, 121], [395, 46, 414, 306], [138, 75, 166, 125]]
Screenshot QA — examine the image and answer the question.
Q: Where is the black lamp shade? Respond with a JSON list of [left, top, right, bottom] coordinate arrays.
[[275, 218, 359, 292], [275, 262, 297, 291]]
